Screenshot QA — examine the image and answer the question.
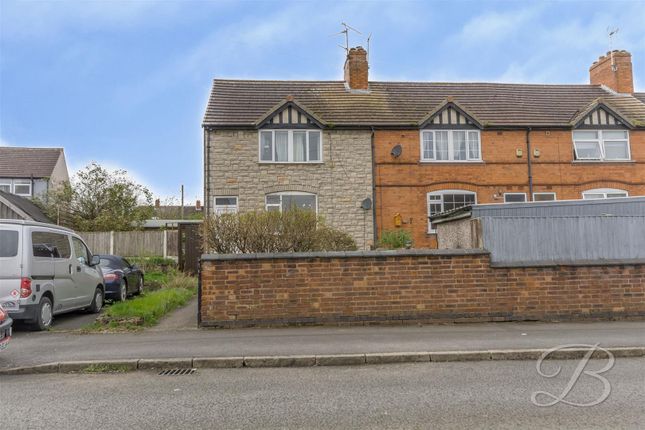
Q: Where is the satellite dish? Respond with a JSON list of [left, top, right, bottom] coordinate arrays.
[[361, 198, 372, 210], [391, 144, 402, 158]]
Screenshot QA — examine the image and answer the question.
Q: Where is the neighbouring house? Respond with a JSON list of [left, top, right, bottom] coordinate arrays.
[[203, 47, 645, 249], [0, 147, 69, 201], [430, 197, 645, 265], [0, 190, 53, 222]]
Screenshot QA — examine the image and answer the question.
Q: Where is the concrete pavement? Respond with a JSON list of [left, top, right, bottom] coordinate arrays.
[[3, 359, 644, 429], [2, 320, 645, 371]]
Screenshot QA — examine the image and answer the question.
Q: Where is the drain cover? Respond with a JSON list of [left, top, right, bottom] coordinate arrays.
[[158, 368, 196, 376]]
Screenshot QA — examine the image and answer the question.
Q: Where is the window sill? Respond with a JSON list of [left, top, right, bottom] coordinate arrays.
[[571, 160, 634, 164], [258, 161, 324, 165], [419, 160, 485, 164]]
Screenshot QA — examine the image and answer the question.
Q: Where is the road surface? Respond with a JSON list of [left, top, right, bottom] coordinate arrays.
[[2, 358, 644, 429]]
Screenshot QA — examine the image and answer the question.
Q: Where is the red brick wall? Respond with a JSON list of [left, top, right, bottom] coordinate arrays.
[[199, 251, 645, 328], [375, 129, 645, 248]]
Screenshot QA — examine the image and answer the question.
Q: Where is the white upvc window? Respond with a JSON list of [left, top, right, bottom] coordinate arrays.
[[582, 188, 629, 200], [503, 193, 527, 203], [12, 179, 32, 197], [533, 192, 556, 202], [259, 130, 322, 163], [573, 130, 630, 161], [0, 179, 11, 193], [213, 196, 238, 215], [427, 190, 476, 233], [421, 130, 481, 162], [265, 192, 317, 213]]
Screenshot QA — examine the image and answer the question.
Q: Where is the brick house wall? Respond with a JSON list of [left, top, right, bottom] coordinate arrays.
[[205, 129, 374, 249], [375, 129, 645, 248], [199, 250, 645, 328]]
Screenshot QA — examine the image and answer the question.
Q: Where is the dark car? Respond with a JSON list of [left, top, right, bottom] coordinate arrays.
[[97, 255, 144, 302], [0, 304, 12, 351]]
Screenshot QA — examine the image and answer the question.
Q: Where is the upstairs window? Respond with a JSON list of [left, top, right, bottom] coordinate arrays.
[[0, 179, 11, 193], [533, 192, 556, 202], [12, 179, 32, 197], [265, 192, 317, 213], [582, 188, 629, 200], [427, 190, 476, 233], [259, 130, 322, 163], [573, 130, 630, 161], [421, 130, 481, 162]]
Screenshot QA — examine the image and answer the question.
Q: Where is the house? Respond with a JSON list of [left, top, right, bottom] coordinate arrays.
[[0, 147, 69, 200], [429, 197, 645, 265], [0, 190, 53, 223], [203, 48, 645, 249]]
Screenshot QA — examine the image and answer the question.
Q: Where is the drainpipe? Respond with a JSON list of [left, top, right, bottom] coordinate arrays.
[[370, 126, 378, 248], [526, 127, 533, 201], [204, 128, 210, 215]]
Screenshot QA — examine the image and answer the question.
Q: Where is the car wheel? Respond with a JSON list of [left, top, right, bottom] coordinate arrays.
[[135, 275, 143, 296], [117, 280, 127, 302], [30, 296, 53, 331], [88, 288, 104, 313]]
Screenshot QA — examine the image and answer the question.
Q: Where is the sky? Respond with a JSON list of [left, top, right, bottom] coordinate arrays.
[[1, 0, 644, 204]]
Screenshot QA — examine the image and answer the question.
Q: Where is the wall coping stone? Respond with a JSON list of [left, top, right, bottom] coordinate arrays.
[[491, 258, 645, 268], [201, 248, 491, 261]]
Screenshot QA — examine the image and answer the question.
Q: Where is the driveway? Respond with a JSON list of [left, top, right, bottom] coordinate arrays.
[[11, 307, 100, 334]]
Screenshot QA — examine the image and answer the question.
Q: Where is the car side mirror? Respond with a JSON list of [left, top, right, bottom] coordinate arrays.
[[90, 255, 101, 267]]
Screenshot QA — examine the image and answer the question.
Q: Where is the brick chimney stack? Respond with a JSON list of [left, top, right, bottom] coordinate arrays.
[[590, 50, 634, 94], [344, 46, 369, 91]]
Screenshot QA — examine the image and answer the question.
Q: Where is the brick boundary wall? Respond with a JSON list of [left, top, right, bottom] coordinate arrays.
[[199, 250, 645, 328]]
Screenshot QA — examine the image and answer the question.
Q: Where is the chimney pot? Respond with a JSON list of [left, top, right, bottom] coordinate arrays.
[[344, 46, 369, 91], [589, 49, 634, 94]]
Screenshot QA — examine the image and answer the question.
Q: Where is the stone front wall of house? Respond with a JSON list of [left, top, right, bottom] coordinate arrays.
[[199, 250, 645, 328], [205, 129, 374, 249]]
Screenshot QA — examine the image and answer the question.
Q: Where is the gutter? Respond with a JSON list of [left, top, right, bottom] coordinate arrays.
[[526, 128, 533, 200], [370, 126, 378, 248]]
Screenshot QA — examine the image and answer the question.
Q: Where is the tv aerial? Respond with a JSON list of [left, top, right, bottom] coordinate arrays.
[[332, 22, 368, 55], [607, 27, 619, 71]]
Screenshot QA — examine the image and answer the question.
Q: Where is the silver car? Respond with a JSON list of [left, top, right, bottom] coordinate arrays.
[[0, 220, 105, 330]]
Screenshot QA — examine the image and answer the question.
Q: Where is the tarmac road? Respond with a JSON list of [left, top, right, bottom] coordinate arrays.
[[2, 358, 644, 429]]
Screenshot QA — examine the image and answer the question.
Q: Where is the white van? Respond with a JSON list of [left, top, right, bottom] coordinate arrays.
[[0, 220, 104, 330]]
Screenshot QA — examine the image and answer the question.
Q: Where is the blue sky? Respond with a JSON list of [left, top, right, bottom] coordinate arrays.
[[1, 0, 644, 203]]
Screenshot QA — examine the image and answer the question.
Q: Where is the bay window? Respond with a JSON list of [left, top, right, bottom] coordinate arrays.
[[259, 130, 322, 163], [573, 130, 630, 161], [421, 130, 480, 162], [427, 190, 476, 232]]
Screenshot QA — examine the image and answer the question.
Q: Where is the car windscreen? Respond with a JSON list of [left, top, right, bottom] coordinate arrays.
[[99, 258, 120, 270], [0, 230, 19, 257]]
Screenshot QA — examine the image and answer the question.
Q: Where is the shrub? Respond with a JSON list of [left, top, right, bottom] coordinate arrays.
[[203, 209, 357, 253], [128, 256, 177, 273], [379, 229, 413, 249]]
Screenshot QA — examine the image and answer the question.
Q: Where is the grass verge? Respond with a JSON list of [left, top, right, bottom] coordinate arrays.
[[84, 273, 197, 332]]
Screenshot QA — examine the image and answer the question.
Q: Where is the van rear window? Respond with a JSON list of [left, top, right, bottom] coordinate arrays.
[[0, 230, 19, 257], [31, 231, 71, 259]]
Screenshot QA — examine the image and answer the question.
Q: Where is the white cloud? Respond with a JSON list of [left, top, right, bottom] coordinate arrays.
[[457, 5, 544, 44], [0, 137, 11, 146]]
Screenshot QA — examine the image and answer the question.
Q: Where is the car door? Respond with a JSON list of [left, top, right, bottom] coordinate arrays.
[[71, 236, 100, 307], [120, 258, 136, 292], [30, 229, 76, 312]]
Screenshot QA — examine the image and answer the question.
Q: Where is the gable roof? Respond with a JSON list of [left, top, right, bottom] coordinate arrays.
[[0, 190, 52, 223], [569, 98, 634, 128], [0, 147, 64, 178], [203, 80, 645, 129]]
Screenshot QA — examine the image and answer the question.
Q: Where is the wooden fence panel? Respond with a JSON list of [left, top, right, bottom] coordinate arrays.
[[79, 230, 178, 258], [79, 232, 111, 254]]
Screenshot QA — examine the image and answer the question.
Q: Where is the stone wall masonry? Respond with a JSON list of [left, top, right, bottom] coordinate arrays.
[[206, 129, 374, 249], [199, 250, 645, 328]]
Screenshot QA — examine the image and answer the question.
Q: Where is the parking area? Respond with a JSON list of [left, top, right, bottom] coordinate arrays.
[[10, 308, 100, 336]]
